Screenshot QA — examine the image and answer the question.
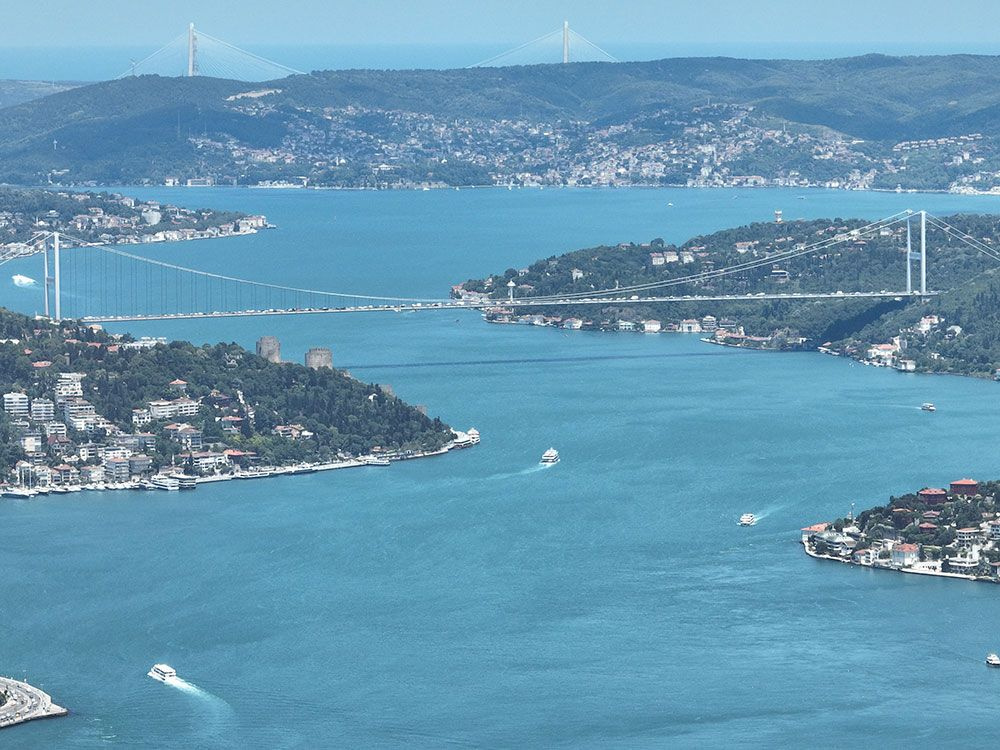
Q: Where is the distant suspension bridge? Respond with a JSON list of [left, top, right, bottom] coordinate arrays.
[[4, 209, 994, 325]]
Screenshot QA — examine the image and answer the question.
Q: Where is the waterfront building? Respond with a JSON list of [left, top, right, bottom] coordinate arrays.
[[643, 320, 662, 333], [801, 523, 830, 544], [950, 478, 979, 496], [2, 392, 29, 418], [104, 457, 131, 483], [257, 336, 281, 363], [890, 543, 919, 568], [305, 347, 333, 370], [679, 319, 702, 333]]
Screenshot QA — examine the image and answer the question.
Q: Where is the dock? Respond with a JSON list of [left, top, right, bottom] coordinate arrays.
[[0, 676, 68, 729]]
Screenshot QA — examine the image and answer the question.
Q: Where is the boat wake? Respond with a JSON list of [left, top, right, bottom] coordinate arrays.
[[158, 675, 235, 739], [11, 274, 36, 288], [484, 464, 549, 481]]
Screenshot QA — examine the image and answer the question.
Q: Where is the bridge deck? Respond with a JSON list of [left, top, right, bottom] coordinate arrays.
[[79, 290, 934, 323]]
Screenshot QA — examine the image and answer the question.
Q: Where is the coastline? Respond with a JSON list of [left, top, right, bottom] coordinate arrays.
[[801, 540, 991, 583], [0, 676, 67, 729], [0, 436, 474, 500]]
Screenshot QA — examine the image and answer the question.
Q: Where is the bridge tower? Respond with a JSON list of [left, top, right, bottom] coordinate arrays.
[[920, 209, 927, 295], [563, 21, 570, 63], [187, 22, 198, 77]]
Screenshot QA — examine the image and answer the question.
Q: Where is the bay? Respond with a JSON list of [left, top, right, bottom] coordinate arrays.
[[3, 187, 1000, 748]]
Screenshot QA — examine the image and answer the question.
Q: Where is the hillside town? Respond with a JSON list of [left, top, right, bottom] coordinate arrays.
[[175, 96, 1000, 192], [802, 478, 1000, 581], [0, 188, 268, 258], [0, 327, 471, 497]]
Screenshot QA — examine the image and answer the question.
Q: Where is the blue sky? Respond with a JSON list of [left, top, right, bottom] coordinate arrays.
[[4, 0, 1000, 48]]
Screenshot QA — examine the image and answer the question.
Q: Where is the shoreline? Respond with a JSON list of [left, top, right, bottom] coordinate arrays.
[[0, 676, 68, 730], [801, 541, 992, 583], [0, 437, 473, 500]]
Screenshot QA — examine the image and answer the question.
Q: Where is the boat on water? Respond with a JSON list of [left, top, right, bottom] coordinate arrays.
[[988, 653, 1000, 667], [1, 487, 36, 498], [921, 403, 936, 412], [147, 663, 177, 682], [739, 513, 758, 526], [540, 448, 560, 465], [363, 456, 391, 466], [451, 428, 480, 449], [150, 475, 180, 491], [173, 474, 197, 491]]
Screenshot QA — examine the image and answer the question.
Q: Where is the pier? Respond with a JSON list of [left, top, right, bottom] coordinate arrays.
[[0, 676, 68, 729]]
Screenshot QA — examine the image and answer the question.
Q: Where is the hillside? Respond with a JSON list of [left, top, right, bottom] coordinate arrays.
[[456, 213, 1000, 377], [0, 307, 454, 474], [5, 55, 1000, 188], [0, 79, 79, 110]]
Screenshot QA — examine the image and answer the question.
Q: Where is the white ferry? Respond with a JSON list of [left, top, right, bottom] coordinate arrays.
[[173, 474, 198, 491], [451, 428, 480, 449], [921, 402, 936, 412], [363, 456, 391, 466], [540, 448, 560, 465], [147, 663, 177, 682], [987, 653, 1000, 668], [150, 475, 180, 491], [739, 513, 758, 526]]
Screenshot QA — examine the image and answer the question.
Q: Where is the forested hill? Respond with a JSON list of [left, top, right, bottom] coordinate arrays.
[[457, 213, 1000, 377], [8, 55, 1000, 187]]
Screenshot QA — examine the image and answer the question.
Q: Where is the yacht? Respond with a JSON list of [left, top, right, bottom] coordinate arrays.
[[987, 653, 1000, 668], [739, 513, 758, 526], [540, 448, 560, 465], [467, 428, 481, 445], [1, 487, 36, 499], [147, 663, 177, 682], [150, 475, 180, 491], [921, 403, 936, 412]]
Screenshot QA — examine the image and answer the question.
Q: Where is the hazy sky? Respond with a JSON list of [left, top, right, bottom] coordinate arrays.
[[4, 0, 1000, 48]]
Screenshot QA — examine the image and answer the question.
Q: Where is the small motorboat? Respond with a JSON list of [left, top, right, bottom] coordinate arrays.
[[739, 513, 757, 526], [921, 403, 936, 412], [987, 653, 1000, 668]]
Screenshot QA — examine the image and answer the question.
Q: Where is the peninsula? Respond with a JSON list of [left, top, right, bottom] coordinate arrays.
[[0, 307, 471, 495], [457, 213, 1000, 379], [802, 478, 1000, 582], [0, 676, 67, 729], [0, 187, 267, 259]]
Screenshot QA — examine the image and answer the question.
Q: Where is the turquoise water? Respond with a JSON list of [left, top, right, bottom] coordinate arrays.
[[4, 187, 1000, 747]]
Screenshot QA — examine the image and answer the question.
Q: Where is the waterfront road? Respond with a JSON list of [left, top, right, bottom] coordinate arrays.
[[0, 676, 67, 729]]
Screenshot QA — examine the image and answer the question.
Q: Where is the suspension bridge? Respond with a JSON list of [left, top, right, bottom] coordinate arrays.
[[8, 209, 999, 325], [120, 22, 303, 81], [469, 21, 618, 67]]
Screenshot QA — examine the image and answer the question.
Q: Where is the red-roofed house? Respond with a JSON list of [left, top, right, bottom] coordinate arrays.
[[950, 478, 979, 496], [918, 488, 947, 505], [801, 522, 829, 544], [891, 543, 919, 567]]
